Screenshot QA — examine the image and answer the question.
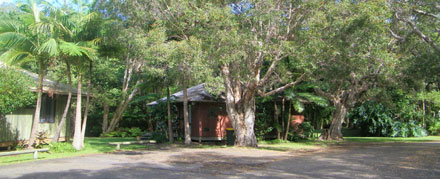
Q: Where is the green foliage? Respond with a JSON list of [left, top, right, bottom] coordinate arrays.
[[287, 122, 315, 141], [104, 128, 129, 138], [128, 127, 142, 137], [150, 131, 167, 143], [48, 142, 77, 153], [350, 102, 394, 136], [350, 102, 427, 137], [104, 127, 144, 137], [428, 121, 440, 135], [0, 67, 35, 114]]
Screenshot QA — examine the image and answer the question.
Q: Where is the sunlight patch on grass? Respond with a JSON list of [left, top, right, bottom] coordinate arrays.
[[257, 139, 331, 152]]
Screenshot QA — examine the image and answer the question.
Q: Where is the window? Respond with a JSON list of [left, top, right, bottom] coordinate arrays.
[[40, 94, 56, 123]]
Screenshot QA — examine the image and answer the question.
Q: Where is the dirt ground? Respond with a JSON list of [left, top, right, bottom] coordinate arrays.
[[0, 142, 439, 178]]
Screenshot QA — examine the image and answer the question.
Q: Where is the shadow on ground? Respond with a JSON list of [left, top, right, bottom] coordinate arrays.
[[8, 142, 440, 179]]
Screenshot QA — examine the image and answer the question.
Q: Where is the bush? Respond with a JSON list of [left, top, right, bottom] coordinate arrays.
[[351, 102, 427, 137], [350, 102, 394, 136], [104, 128, 130, 137], [429, 121, 440, 135], [48, 142, 77, 153], [0, 68, 35, 115], [128, 127, 142, 137], [151, 131, 167, 143], [287, 122, 314, 141]]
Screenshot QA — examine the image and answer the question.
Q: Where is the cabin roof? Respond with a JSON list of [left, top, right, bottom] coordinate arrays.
[[21, 70, 83, 95], [147, 83, 224, 105], [1, 61, 81, 95]]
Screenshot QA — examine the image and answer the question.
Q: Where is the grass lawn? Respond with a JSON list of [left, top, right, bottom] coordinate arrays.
[[0, 137, 150, 165], [257, 139, 336, 152], [344, 136, 440, 143]]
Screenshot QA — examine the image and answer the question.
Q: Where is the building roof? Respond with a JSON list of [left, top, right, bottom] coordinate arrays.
[[21, 70, 81, 95], [147, 83, 224, 105]]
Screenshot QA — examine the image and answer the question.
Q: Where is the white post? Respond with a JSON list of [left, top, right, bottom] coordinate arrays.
[[33, 151, 38, 159]]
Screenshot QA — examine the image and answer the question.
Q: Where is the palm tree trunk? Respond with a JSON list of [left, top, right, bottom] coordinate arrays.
[[72, 73, 83, 150], [28, 69, 45, 149], [80, 64, 92, 147], [53, 62, 72, 143]]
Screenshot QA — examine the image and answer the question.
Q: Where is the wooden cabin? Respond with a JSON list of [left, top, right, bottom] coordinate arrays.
[[0, 70, 80, 148], [148, 84, 232, 141], [148, 84, 308, 141]]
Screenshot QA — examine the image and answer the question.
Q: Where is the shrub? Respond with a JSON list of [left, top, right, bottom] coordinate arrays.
[[103, 128, 130, 137], [350, 102, 394, 137], [429, 121, 440, 135], [407, 120, 427, 137], [287, 122, 315, 141], [0, 68, 35, 115], [351, 102, 427, 137], [128, 127, 142, 137], [151, 131, 167, 143]]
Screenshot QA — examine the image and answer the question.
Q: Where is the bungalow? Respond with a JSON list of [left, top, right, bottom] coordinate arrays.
[[0, 70, 80, 148], [148, 84, 232, 141], [148, 83, 306, 141]]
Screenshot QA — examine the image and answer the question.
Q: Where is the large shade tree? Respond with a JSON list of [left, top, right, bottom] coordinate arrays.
[[300, 1, 398, 140], [155, 0, 315, 146]]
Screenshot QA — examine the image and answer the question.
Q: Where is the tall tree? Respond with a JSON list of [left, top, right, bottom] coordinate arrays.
[[301, 1, 397, 140], [169, 1, 313, 146], [0, 0, 71, 148]]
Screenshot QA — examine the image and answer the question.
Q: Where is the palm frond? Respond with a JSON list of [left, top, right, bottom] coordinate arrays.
[[0, 32, 34, 49], [79, 46, 97, 61], [297, 92, 328, 107], [0, 21, 20, 33], [39, 38, 58, 56], [0, 49, 35, 65], [293, 99, 305, 113], [59, 40, 84, 56]]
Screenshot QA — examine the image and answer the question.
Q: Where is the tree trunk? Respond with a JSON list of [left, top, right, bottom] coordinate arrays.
[[225, 95, 258, 147], [320, 102, 347, 140], [281, 97, 285, 139], [72, 73, 83, 150], [183, 74, 191, 144], [28, 69, 45, 149], [80, 66, 92, 147], [105, 80, 142, 133], [222, 66, 258, 147], [167, 86, 174, 143], [102, 102, 109, 135], [274, 100, 280, 139], [147, 117, 154, 132], [53, 62, 72, 143], [284, 101, 292, 140]]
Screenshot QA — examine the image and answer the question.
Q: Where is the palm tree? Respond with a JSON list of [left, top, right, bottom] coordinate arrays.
[[0, 0, 71, 148], [65, 10, 100, 150]]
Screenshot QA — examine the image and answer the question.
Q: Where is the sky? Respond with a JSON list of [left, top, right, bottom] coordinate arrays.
[[0, 0, 12, 3]]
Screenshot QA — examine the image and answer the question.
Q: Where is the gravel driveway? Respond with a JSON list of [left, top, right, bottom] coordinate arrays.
[[0, 142, 439, 179]]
